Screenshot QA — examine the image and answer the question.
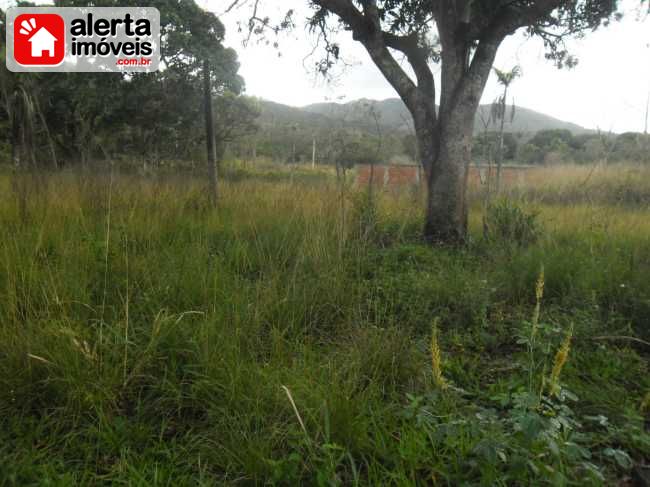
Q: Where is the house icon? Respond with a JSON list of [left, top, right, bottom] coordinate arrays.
[[29, 27, 58, 57]]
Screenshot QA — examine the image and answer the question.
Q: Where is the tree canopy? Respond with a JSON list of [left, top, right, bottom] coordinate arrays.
[[0, 0, 254, 168], [233, 0, 623, 243]]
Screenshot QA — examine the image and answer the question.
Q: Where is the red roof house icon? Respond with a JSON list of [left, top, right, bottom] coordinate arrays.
[[13, 14, 65, 67], [29, 27, 58, 57]]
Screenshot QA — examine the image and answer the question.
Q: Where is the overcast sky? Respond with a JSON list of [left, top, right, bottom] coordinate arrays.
[[2, 0, 648, 132], [206, 0, 650, 134]]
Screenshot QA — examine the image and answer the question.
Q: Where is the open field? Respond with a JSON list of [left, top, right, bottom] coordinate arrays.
[[0, 164, 649, 485]]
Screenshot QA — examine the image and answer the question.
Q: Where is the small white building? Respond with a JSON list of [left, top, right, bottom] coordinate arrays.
[[29, 27, 57, 57]]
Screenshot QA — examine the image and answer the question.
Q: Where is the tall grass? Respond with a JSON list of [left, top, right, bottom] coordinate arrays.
[[469, 162, 650, 206], [0, 165, 648, 484]]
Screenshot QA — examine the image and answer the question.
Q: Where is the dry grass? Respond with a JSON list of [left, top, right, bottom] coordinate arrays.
[[490, 163, 650, 206]]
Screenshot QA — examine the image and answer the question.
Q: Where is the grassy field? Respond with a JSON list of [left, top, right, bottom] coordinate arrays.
[[0, 163, 648, 485]]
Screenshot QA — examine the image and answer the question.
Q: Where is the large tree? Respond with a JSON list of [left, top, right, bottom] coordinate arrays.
[[238, 0, 621, 243], [160, 3, 244, 205], [1, 0, 249, 180]]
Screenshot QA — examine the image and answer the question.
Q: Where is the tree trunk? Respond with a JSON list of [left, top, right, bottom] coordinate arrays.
[[408, 85, 473, 245], [203, 60, 218, 207], [421, 122, 473, 244], [417, 37, 498, 244], [326, 0, 503, 245]]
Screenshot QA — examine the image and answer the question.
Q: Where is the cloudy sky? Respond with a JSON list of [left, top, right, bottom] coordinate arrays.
[[205, 0, 650, 134]]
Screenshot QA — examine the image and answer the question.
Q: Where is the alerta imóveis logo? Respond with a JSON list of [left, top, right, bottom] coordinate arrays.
[[6, 7, 160, 73]]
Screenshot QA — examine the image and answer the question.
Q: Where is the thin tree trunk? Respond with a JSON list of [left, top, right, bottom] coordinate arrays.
[[36, 99, 58, 170], [312, 137, 316, 169], [495, 85, 509, 193], [10, 106, 20, 167], [203, 59, 218, 207], [28, 91, 58, 170]]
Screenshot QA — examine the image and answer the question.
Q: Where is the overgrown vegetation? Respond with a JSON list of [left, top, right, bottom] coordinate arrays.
[[0, 164, 648, 485]]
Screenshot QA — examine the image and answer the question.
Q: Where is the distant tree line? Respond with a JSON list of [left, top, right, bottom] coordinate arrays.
[[0, 1, 259, 171], [230, 127, 650, 168], [229, 124, 407, 167], [474, 129, 650, 166]]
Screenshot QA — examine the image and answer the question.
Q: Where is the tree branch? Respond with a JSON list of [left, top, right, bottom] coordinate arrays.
[[383, 32, 436, 123], [441, 0, 564, 121], [312, 0, 419, 110]]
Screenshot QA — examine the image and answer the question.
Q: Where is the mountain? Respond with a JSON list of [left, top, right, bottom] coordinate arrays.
[[257, 100, 333, 128], [474, 105, 589, 135], [243, 98, 594, 165], [258, 98, 589, 136], [302, 98, 411, 131]]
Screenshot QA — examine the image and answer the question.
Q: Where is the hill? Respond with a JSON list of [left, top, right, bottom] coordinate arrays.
[[257, 98, 590, 136], [245, 98, 595, 165]]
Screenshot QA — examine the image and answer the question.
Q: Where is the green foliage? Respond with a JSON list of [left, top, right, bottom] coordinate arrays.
[[513, 130, 650, 165], [519, 142, 545, 165], [484, 198, 541, 247], [0, 1, 252, 167], [0, 170, 648, 484], [530, 129, 574, 151], [240, 113, 401, 166], [350, 189, 379, 241], [213, 92, 261, 154], [474, 131, 519, 161]]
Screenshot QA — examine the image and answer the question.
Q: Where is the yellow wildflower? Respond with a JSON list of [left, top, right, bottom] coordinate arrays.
[[431, 319, 447, 390], [549, 326, 573, 395]]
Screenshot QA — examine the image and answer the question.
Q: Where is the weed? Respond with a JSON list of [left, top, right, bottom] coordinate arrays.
[[484, 197, 540, 246], [430, 319, 448, 390]]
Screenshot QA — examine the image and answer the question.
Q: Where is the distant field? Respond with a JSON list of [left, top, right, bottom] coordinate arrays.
[[0, 164, 648, 485], [490, 164, 650, 207]]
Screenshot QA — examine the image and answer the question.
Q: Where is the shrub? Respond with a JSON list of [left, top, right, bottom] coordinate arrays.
[[484, 198, 540, 247], [350, 189, 378, 242]]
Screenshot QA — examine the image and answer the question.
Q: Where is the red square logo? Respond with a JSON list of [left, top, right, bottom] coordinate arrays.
[[13, 14, 65, 67]]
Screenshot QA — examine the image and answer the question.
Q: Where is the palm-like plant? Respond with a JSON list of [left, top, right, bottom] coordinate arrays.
[[491, 66, 521, 193]]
